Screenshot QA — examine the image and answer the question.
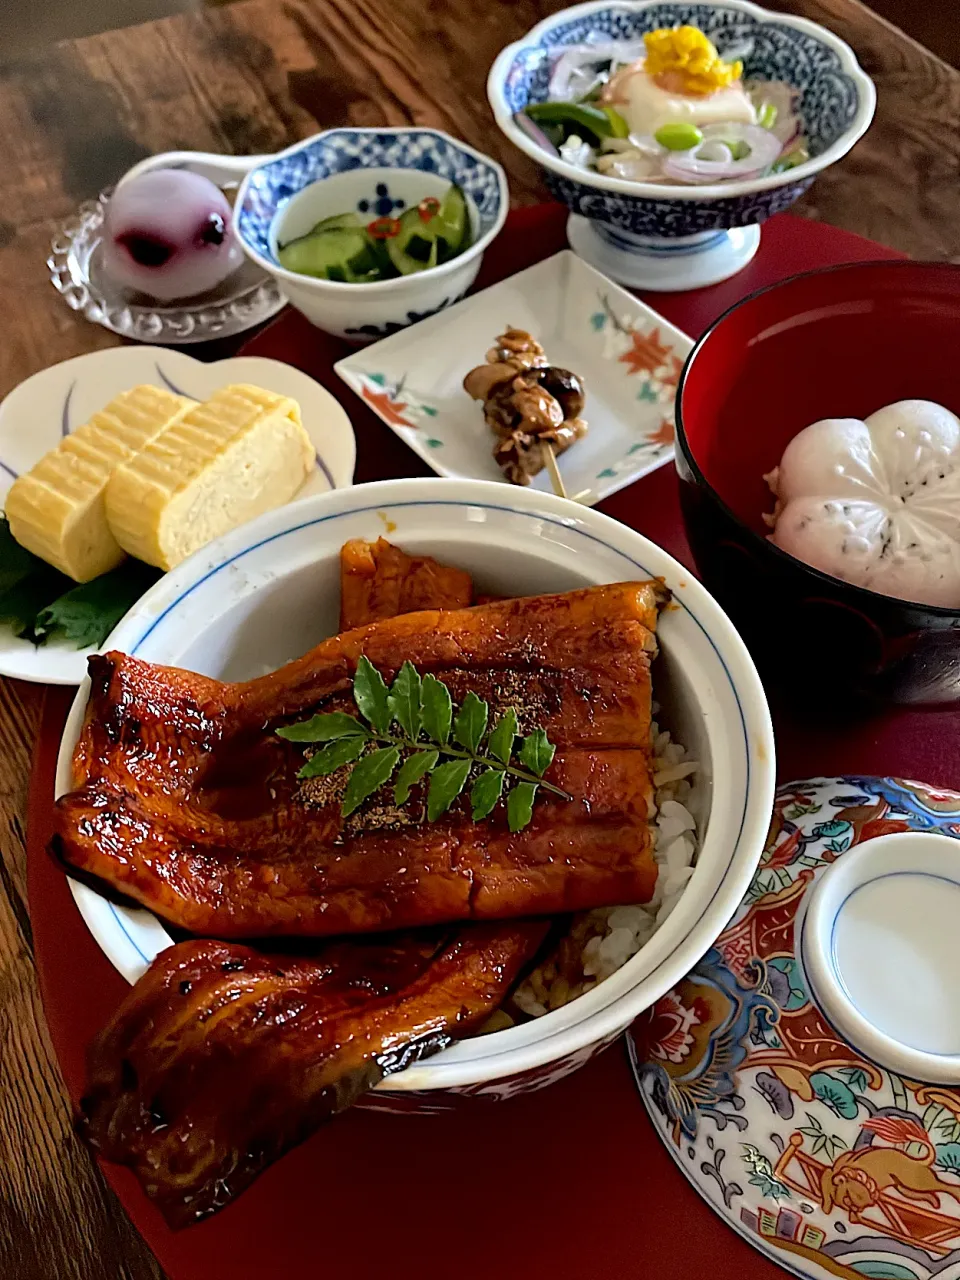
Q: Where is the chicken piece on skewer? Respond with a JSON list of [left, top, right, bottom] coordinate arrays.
[[462, 327, 549, 396], [463, 327, 589, 486]]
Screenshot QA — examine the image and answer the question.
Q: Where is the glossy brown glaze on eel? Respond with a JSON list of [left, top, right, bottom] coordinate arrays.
[[80, 923, 544, 1227], [78, 540, 550, 1227], [55, 579, 667, 937]]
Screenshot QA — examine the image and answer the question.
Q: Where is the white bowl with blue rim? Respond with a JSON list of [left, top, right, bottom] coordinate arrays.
[[802, 829, 960, 1084], [55, 477, 775, 1101], [230, 128, 509, 343], [488, 0, 876, 291]]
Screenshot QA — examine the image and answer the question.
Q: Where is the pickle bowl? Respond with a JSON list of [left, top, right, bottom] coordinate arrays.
[[233, 128, 509, 343], [55, 476, 775, 1110], [120, 128, 509, 343], [488, 0, 876, 291]]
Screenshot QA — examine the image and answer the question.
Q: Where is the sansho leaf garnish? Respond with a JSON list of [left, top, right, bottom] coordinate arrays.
[[276, 656, 572, 831]]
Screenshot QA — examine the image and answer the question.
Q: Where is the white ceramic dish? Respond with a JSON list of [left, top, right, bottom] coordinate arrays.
[[335, 250, 693, 504], [802, 829, 960, 1085], [239, 130, 508, 342], [56, 477, 775, 1098], [0, 346, 356, 685]]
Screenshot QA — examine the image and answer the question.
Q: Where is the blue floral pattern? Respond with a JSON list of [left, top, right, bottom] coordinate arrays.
[[502, 3, 860, 154], [497, 2, 868, 237], [546, 170, 813, 235], [344, 301, 453, 340], [237, 130, 504, 263], [357, 182, 406, 217]]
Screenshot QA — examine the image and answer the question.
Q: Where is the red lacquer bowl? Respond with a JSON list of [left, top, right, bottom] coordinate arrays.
[[675, 260, 960, 706]]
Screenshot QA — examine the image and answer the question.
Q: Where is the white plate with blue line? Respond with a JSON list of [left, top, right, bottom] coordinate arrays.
[[0, 345, 356, 684]]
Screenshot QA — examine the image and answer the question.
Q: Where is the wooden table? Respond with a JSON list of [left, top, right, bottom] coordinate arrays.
[[0, 2, 957, 1276]]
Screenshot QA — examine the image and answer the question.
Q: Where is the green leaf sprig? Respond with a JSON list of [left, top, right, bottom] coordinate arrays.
[[277, 656, 571, 832], [0, 517, 162, 648]]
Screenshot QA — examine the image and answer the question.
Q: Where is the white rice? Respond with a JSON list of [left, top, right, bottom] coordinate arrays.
[[508, 719, 698, 1021]]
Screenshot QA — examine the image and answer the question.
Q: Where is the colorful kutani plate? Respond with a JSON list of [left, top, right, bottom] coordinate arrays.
[[0, 346, 356, 685], [333, 250, 693, 504], [629, 776, 960, 1280]]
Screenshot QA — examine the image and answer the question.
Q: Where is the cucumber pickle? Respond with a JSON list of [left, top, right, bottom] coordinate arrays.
[[277, 183, 473, 283]]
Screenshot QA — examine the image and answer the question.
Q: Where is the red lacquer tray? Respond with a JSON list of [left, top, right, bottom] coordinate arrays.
[[28, 205, 960, 1280]]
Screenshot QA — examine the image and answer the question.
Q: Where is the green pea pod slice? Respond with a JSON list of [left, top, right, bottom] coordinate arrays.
[[525, 102, 617, 142], [600, 106, 630, 139]]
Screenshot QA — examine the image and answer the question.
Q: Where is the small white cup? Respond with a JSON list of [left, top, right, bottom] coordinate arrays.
[[801, 829, 960, 1083]]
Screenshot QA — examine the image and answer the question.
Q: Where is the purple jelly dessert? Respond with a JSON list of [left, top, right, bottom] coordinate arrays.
[[101, 169, 244, 301]]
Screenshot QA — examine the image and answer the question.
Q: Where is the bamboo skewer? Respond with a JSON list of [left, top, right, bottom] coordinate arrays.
[[543, 446, 593, 504], [543, 443, 567, 499]]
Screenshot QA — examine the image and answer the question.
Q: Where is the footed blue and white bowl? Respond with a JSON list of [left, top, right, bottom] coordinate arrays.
[[233, 128, 508, 342], [489, 0, 875, 290]]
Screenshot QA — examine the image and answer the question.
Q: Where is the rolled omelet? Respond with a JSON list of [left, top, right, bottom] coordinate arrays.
[[4, 386, 194, 582], [105, 384, 314, 571]]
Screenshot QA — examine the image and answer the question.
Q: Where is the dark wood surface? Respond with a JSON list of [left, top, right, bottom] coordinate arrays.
[[0, 2, 957, 1277]]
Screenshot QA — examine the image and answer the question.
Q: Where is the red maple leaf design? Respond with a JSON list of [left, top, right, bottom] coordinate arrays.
[[619, 327, 672, 377], [361, 383, 415, 428], [660, 352, 685, 390], [647, 417, 675, 447]]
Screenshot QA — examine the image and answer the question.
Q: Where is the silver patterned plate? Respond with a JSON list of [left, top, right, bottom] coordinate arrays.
[[629, 776, 960, 1280], [48, 188, 285, 345]]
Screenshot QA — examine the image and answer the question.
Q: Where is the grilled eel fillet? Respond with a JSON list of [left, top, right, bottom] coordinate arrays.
[[80, 540, 548, 1228], [339, 535, 473, 629], [80, 924, 543, 1228], [55, 578, 667, 937]]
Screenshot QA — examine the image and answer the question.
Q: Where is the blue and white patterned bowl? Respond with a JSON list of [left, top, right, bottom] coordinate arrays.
[[488, 0, 875, 289], [234, 128, 508, 342]]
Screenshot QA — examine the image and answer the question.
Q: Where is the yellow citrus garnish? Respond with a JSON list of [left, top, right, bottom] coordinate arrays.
[[643, 25, 743, 96]]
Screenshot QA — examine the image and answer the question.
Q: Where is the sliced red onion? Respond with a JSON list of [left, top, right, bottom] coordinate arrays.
[[513, 111, 560, 157], [776, 117, 802, 153], [662, 122, 783, 184], [746, 79, 802, 146], [696, 140, 735, 164], [547, 41, 645, 101]]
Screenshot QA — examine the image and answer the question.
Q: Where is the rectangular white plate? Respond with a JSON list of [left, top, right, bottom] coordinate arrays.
[[334, 250, 693, 505]]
